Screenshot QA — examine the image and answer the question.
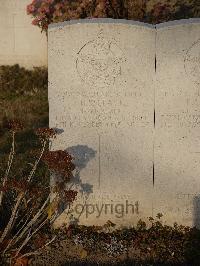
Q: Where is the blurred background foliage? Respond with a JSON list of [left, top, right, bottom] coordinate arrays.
[[26, 0, 200, 31]]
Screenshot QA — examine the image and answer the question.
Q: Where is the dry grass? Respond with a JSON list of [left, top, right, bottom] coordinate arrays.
[[0, 65, 48, 179]]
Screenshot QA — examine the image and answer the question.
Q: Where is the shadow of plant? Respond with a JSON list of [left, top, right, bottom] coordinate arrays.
[[52, 145, 96, 225]]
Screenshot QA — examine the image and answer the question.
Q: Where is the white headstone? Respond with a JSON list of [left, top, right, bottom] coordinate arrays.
[[49, 19, 155, 227], [49, 18, 200, 228], [154, 20, 200, 227], [0, 0, 47, 68]]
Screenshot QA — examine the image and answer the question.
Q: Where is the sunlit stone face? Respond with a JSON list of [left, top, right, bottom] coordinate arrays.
[[49, 19, 200, 229], [184, 39, 200, 85], [76, 31, 125, 87]]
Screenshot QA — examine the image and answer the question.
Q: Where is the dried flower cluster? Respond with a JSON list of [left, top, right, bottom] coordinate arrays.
[[42, 150, 75, 180], [35, 127, 57, 139], [4, 119, 24, 132], [64, 190, 78, 203]]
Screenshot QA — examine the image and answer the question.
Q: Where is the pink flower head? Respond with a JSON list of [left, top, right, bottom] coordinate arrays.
[[54, 10, 63, 17], [27, 4, 35, 14], [45, 0, 54, 3], [32, 18, 39, 25], [38, 6, 50, 14], [55, 3, 64, 10]]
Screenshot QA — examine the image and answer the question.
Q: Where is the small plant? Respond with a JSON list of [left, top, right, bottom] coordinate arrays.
[[63, 215, 200, 264], [0, 119, 77, 265]]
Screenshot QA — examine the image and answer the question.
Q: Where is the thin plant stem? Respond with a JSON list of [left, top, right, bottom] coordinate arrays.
[[15, 217, 49, 257], [0, 131, 15, 206], [7, 194, 50, 250], [17, 236, 56, 260], [27, 139, 47, 183], [0, 192, 23, 244]]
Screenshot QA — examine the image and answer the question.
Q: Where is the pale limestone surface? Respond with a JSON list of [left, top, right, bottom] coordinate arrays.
[[154, 22, 200, 227], [49, 20, 155, 227], [48, 18, 200, 228], [0, 0, 47, 68]]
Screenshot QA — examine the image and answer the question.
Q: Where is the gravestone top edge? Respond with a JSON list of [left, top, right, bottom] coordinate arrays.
[[48, 18, 156, 30], [156, 18, 200, 29], [48, 18, 200, 30]]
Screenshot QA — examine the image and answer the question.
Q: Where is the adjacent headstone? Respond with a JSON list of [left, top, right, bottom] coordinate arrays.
[[0, 0, 47, 68], [154, 21, 200, 227], [48, 18, 200, 228]]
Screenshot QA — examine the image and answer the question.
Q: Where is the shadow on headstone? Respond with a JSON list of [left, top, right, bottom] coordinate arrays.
[[53, 127, 64, 135], [49, 128, 64, 150], [66, 145, 96, 193], [67, 144, 96, 170], [56, 145, 96, 224], [193, 195, 200, 229]]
